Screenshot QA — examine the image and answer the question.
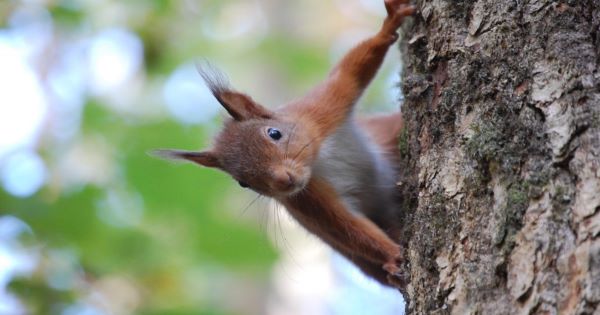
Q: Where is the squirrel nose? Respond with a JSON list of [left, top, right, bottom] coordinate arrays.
[[286, 172, 296, 186], [274, 171, 295, 190]]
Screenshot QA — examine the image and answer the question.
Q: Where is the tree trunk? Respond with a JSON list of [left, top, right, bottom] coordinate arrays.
[[396, 1, 600, 314]]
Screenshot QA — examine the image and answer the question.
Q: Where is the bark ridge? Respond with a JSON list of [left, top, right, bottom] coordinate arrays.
[[396, 1, 600, 314]]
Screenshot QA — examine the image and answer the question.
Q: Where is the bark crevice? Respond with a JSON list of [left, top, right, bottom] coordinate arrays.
[[395, 1, 600, 313]]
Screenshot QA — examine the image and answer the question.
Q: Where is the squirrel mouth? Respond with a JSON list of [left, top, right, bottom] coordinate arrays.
[[274, 176, 308, 197], [270, 164, 310, 197], [284, 182, 307, 196]]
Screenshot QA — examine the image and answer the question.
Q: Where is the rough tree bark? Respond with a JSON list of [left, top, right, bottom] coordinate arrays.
[[395, 1, 600, 314]]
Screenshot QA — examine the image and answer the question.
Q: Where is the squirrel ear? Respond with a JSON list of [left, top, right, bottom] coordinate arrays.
[[196, 63, 273, 121], [215, 91, 273, 121], [151, 149, 221, 168]]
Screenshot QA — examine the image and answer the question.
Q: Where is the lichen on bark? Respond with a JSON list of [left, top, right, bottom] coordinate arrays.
[[395, 1, 600, 314]]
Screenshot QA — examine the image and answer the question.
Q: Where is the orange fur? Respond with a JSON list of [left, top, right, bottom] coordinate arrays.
[[156, 0, 415, 287]]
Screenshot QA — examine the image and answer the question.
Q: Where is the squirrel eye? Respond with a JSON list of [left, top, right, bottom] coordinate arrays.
[[267, 128, 282, 141], [238, 181, 249, 188]]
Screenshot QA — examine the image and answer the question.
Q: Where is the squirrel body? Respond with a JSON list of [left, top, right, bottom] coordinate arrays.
[[156, 0, 415, 288]]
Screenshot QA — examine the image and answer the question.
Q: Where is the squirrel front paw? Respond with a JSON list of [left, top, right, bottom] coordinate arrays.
[[384, 0, 416, 31], [386, 268, 409, 289], [383, 255, 409, 288]]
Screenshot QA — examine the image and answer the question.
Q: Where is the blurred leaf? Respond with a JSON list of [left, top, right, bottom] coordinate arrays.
[[0, 0, 370, 313], [139, 308, 234, 315], [48, 4, 85, 27], [260, 36, 330, 84], [9, 277, 77, 315]]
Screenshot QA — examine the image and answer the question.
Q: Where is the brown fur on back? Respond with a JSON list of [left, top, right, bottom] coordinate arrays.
[[359, 112, 404, 165]]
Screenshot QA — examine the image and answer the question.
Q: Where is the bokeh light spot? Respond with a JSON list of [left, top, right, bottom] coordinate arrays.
[[88, 28, 143, 95], [0, 34, 48, 160], [0, 150, 47, 198], [163, 62, 222, 124]]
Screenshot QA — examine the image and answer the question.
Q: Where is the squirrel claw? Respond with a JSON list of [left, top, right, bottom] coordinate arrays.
[[383, 256, 409, 288], [385, 0, 416, 18], [387, 274, 408, 289], [383, 261, 400, 274], [386, 268, 409, 288], [382, 1, 416, 34], [384, 0, 411, 13], [386, 266, 410, 300]]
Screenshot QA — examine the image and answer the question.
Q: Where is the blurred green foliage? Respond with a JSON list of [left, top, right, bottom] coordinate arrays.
[[0, 0, 397, 314]]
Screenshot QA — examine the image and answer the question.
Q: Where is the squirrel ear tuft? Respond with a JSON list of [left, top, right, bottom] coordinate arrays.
[[151, 149, 221, 168], [196, 63, 273, 121], [214, 91, 273, 121]]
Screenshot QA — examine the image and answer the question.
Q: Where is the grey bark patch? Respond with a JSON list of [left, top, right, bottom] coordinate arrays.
[[396, 0, 600, 313]]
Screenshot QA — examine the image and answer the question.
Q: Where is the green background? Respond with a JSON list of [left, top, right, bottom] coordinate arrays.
[[0, 1, 400, 314]]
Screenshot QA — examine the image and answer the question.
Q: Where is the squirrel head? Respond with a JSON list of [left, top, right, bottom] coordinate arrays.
[[155, 66, 317, 198]]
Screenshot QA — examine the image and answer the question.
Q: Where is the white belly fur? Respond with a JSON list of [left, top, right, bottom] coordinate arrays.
[[312, 119, 397, 217]]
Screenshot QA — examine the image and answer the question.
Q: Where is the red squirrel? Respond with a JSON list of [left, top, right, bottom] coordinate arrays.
[[156, 0, 415, 288]]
